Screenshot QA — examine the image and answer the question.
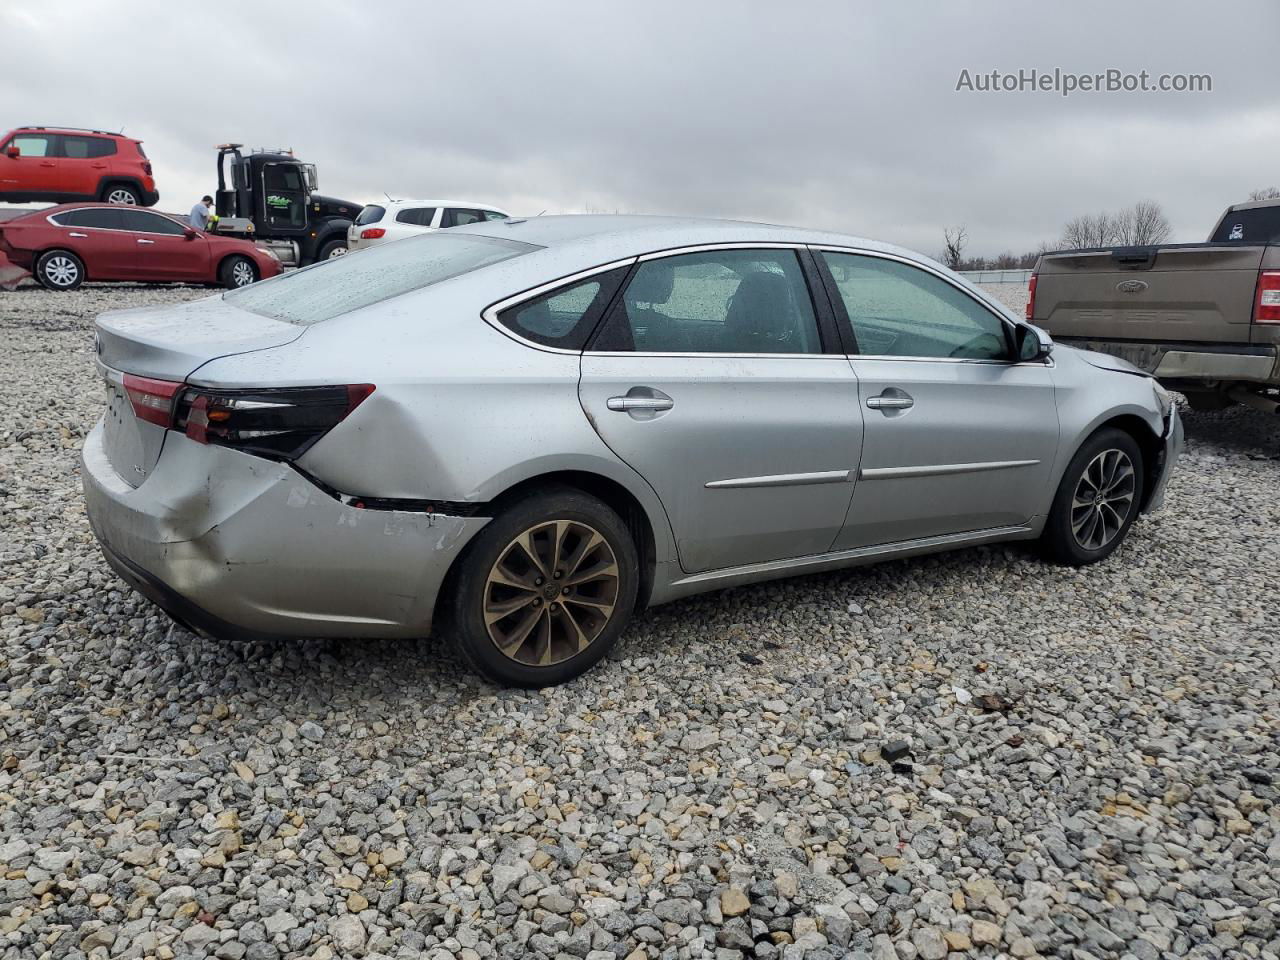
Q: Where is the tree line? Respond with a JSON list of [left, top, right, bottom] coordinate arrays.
[[939, 187, 1280, 270]]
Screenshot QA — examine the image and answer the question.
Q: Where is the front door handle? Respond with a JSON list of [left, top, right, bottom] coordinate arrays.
[[68, 232, 88, 238], [866, 393, 913, 410], [136, 239, 155, 244], [607, 396, 674, 412]]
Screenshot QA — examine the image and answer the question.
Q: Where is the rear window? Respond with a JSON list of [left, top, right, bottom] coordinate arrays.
[[61, 135, 116, 159], [225, 233, 539, 325], [52, 208, 124, 229], [354, 205, 385, 226], [1210, 207, 1280, 244]]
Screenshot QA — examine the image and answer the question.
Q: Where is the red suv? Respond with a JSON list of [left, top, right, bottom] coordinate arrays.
[[0, 126, 159, 207]]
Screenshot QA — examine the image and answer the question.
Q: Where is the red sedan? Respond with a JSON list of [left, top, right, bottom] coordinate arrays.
[[0, 203, 280, 290]]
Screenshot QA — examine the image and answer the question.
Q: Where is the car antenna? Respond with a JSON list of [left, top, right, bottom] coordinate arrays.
[[383, 192, 396, 202], [535, 209, 546, 217]]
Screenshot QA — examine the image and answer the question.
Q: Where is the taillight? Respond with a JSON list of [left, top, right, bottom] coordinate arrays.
[[1255, 271, 1280, 325], [175, 384, 375, 461], [1026, 273, 1037, 321], [122, 374, 182, 428], [142, 161, 153, 176], [360, 227, 385, 239]]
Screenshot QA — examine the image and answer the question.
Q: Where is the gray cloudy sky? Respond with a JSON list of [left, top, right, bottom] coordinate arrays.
[[3, 1, 1277, 257]]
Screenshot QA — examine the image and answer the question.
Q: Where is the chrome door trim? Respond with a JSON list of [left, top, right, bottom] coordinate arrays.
[[589, 350, 844, 360], [480, 256, 638, 355], [705, 469, 853, 489], [662, 523, 1036, 594], [859, 459, 1041, 481], [636, 241, 806, 261], [849, 353, 1056, 368]]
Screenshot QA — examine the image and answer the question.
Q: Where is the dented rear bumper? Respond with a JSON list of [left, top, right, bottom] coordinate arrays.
[[81, 419, 489, 638], [0, 252, 31, 291]]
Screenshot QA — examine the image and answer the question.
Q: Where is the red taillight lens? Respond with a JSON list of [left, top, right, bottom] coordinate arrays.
[[122, 374, 182, 427], [360, 228, 385, 239], [1255, 271, 1280, 325], [1026, 273, 1038, 321], [176, 384, 375, 461], [142, 161, 153, 176]]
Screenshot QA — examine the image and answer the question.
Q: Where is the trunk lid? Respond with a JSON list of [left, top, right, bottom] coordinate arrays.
[[95, 295, 305, 487], [1033, 244, 1265, 344]]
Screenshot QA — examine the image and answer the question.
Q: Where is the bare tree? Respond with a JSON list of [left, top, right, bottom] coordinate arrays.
[[1112, 199, 1172, 245], [1060, 201, 1171, 249], [942, 225, 967, 270], [1248, 186, 1280, 201], [1060, 212, 1116, 249]]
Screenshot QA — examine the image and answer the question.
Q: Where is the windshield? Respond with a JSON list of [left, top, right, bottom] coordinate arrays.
[[225, 232, 539, 325]]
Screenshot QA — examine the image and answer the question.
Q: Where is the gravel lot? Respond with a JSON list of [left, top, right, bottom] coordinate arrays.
[[1, 282, 1278, 960]]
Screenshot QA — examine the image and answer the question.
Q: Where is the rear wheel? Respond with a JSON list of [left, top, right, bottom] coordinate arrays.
[[101, 183, 141, 205], [449, 488, 639, 687], [316, 239, 347, 261], [1041, 427, 1144, 566], [35, 250, 85, 291], [219, 256, 257, 289]]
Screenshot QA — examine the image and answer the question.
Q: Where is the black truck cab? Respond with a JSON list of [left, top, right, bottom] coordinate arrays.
[[214, 144, 360, 267]]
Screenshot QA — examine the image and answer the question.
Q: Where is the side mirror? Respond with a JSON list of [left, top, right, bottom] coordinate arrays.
[[183, 227, 198, 240], [5, 146, 19, 159], [1017, 323, 1054, 362]]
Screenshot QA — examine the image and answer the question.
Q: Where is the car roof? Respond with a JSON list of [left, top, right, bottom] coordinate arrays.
[[452, 213, 919, 261], [1226, 197, 1280, 213], [376, 199, 508, 213], [11, 126, 136, 140]]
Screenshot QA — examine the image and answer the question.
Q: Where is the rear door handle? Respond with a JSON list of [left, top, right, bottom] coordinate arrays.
[[608, 396, 674, 412], [866, 394, 914, 410], [68, 232, 88, 238], [136, 239, 155, 245]]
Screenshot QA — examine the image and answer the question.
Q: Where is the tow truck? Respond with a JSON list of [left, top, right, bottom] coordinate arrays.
[[211, 143, 361, 267]]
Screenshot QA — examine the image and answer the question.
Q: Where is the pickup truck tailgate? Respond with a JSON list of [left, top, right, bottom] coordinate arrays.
[[1034, 245, 1264, 343]]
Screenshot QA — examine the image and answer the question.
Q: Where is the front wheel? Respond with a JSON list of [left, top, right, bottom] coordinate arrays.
[[449, 488, 639, 687], [316, 239, 347, 261], [35, 250, 85, 291], [1041, 427, 1145, 566], [219, 256, 258, 289]]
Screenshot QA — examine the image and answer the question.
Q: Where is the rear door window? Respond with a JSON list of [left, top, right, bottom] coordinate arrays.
[[442, 208, 485, 228], [591, 249, 823, 354], [61, 136, 117, 159], [117, 210, 187, 236], [354, 204, 385, 226], [52, 208, 125, 229], [226, 233, 540, 325], [395, 207, 437, 227]]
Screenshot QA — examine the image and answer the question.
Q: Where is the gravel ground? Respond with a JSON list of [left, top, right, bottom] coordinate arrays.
[[1, 282, 1278, 960]]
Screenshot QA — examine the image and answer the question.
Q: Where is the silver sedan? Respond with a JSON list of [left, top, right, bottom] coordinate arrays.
[[82, 216, 1182, 686]]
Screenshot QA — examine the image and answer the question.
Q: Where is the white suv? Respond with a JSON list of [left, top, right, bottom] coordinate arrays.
[[347, 200, 510, 250]]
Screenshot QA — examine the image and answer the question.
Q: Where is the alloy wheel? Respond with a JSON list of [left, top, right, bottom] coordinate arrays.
[[231, 261, 256, 287], [44, 256, 79, 288], [483, 520, 620, 666], [106, 189, 137, 205], [1070, 448, 1136, 551]]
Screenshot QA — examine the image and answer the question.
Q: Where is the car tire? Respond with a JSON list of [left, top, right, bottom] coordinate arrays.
[[448, 487, 639, 687], [1040, 427, 1145, 566], [316, 239, 347, 261], [219, 256, 258, 289], [101, 183, 141, 205], [35, 250, 85, 291]]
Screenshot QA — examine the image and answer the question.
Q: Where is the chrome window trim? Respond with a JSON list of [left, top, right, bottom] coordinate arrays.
[[848, 353, 1055, 368], [46, 210, 185, 236], [589, 351, 844, 360], [481, 257, 639, 355]]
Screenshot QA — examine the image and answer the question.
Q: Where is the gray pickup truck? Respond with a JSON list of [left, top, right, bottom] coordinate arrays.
[[1030, 198, 1280, 411]]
